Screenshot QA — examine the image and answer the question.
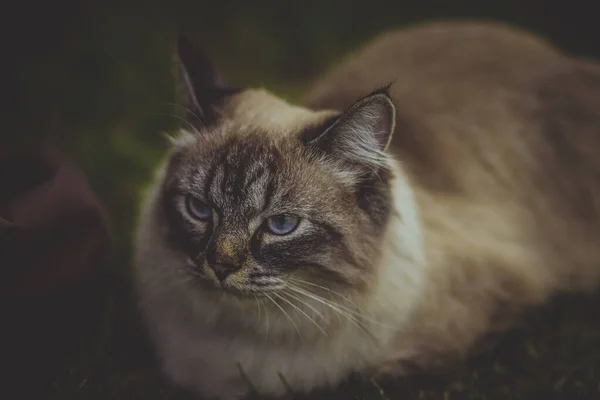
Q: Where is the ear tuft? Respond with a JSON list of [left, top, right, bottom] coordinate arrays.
[[306, 88, 396, 171], [176, 35, 241, 125]]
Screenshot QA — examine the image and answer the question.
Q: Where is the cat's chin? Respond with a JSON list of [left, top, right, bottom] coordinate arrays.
[[220, 284, 283, 299], [194, 276, 281, 300]]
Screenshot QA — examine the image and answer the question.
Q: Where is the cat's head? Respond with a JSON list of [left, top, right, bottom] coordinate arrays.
[[150, 37, 399, 299]]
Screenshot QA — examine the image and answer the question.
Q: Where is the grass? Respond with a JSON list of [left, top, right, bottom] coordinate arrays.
[[6, 2, 600, 399]]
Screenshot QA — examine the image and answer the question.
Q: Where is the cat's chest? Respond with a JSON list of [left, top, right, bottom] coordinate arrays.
[[158, 315, 383, 395]]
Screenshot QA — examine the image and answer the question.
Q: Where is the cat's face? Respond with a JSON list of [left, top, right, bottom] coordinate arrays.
[[150, 38, 397, 299]]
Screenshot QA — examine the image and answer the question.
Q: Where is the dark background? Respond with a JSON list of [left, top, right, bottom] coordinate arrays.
[[3, 1, 600, 399]]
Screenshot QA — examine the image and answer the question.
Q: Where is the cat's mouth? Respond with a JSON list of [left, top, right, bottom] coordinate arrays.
[[199, 280, 284, 301], [191, 270, 281, 298], [216, 280, 285, 298], [186, 257, 285, 297]]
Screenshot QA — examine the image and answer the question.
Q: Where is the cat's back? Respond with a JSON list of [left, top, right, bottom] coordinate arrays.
[[305, 21, 600, 297], [304, 20, 600, 207], [304, 21, 564, 114], [305, 21, 566, 193]]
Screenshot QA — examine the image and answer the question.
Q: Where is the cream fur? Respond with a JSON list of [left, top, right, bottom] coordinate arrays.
[[133, 157, 425, 399]]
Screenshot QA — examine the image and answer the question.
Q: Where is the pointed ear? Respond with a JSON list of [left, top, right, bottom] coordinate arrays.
[[304, 88, 396, 172], [176, 35, 242, 125]]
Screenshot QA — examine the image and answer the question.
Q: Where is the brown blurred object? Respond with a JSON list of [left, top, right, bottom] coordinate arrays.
[[0, 143, 109, 298]]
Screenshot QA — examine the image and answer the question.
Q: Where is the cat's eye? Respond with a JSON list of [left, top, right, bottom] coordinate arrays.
[[265, 214, 300, 235], [185, 196, 212, 221]]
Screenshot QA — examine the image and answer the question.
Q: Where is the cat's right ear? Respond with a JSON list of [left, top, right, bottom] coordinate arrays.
[[176, 35, 242, 126]]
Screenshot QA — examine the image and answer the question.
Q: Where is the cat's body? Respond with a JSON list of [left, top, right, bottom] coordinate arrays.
[[134, 21, 600, 399], [306, 20, 600, 364]]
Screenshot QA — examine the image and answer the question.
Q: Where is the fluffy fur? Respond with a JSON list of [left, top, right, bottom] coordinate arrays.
[[133, 21, 600, 399]]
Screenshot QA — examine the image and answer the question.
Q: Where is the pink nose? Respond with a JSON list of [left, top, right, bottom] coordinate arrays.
[[210, 263, 239, 281]]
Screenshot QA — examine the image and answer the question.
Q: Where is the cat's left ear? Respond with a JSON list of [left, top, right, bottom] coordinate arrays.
[[304, 87, 396, 172], [176, 35, 242, 125]]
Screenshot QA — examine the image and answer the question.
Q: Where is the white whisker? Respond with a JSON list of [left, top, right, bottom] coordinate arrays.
[[161, 101, 206, 129], [288, 278, 361, 309], [159, 113, 202, 136], [141, 269, 196, 297], [282, 291, 327, 320], [254, 294, 261, 321], [264, 296, 270, 342], [288, 280, 401, 330], [274, 292, 327, 336], [265, 293, 302, 341], [287, 285, 376, 345]]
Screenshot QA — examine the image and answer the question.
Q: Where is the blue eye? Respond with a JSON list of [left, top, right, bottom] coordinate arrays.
[[265, 214, 300, 235], [185, 196, 212, 221]]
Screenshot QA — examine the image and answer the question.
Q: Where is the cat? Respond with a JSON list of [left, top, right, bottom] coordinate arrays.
[[133, 21, 600, 399]]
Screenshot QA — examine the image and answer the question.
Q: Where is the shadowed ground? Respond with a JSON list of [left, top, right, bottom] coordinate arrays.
[[10, 277, 600, 399]]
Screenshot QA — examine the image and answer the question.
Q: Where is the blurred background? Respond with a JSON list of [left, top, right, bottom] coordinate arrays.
[[3, 1, 600, 399]]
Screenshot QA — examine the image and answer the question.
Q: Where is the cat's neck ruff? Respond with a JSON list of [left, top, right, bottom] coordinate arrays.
[[359, 159, 427, 342]]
